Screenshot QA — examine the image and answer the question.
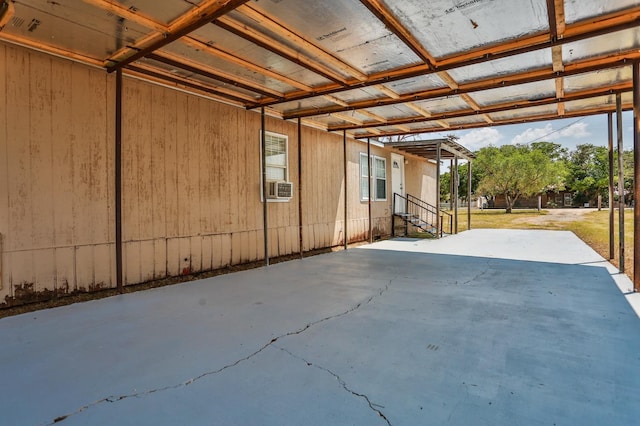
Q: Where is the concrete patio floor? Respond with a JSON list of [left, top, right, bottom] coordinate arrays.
[[1, 229, 639, 425]]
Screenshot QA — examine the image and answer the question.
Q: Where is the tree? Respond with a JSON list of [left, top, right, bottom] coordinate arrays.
[[474, 144, 565, 213], [565, 144, 609, 206], [456, 161, 482, 202], [439, 171, 451, 202]]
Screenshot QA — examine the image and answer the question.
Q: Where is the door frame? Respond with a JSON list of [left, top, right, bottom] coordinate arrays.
[[391, 153, 405, 213]]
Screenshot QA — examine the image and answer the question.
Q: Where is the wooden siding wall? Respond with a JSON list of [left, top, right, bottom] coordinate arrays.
[[0, 43, 114, 304], [0, 42, 437, 305], [405, 156, 438, 206]]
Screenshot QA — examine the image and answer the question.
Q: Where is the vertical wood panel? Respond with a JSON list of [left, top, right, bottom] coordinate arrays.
[[121, 77, 139, 244], [190, 236, 202, 273], [240, 230, 249, 262], [6, 46, 31, 252], [179, 237, 191, 274], [88, 69, 110, 244], [166, 238, 180, 276], [123, 242, 140, 285], [0, 44, 6, 290], [212, 234, 222, 269], [139, 240, 155, 282], [154, 238, 167, 279], [201, 235, 213, 271], [209, 102, 222, 234], [231, 232, 241, 265], [151, 85, 168, 240], [76, 246, 95, 289], [54, 247, 74, 294], [34, 249, 55, 292], [93, 244, 112, 287], [29, 53, 54, 251], [9, 252, 34, 291], [200, 101, 213, 235], [51, 60, 74, 248], [137, 82, 153, 241], [176, 93, 190, 237], [187, 97, 201, 238], [165, 90, 179, 238], [220, 234, 231, 267]]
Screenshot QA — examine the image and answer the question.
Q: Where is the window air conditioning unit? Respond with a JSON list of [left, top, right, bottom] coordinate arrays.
[[267, 181, 293, 199]]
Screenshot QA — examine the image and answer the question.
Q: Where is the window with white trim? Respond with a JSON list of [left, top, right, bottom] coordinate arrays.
[[360, 153, 370, 201], [374, 156, 387, 201], [260, 131, 290, 201], [264, 132, 288, 181], [359, 153, 387, 201]]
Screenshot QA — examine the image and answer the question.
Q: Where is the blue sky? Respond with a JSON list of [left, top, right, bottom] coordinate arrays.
[[412, 111, 635, 153]]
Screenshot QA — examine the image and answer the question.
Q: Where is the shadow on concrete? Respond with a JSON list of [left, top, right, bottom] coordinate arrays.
[[0, 238, 639, 425]]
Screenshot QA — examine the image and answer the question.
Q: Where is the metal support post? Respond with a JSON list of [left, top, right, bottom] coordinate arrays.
[[261, 107, 269, 266], [616, 93, 625, 273], [115, 69, 123, 293], [608, 112, 614, 260]]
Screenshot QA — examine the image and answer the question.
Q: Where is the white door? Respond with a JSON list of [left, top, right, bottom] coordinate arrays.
[[391, 153, 405, 213]]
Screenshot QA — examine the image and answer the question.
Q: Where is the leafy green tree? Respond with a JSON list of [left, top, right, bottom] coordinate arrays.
[[474, 144, 565, 213], [565, 144, 609, 205], [439, 171, 451, 202], [530, 141, 568, 161]]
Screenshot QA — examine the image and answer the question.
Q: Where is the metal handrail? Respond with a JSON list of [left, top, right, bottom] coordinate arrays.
[[393, 193, 452, 237], [406, 193, 452, 236]]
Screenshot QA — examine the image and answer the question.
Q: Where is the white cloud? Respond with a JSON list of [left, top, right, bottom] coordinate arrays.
[[510, 121, 591, 145], [458, 128, 503, 151], [559, 122, 590, 138], [510, 124, 553, 145]]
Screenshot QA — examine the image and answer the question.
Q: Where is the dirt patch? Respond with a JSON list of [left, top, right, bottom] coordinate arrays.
[[513, 208, 599, 226]]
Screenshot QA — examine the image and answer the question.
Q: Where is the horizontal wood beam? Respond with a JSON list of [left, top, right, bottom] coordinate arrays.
[[287, 51, 638, 119], [106, 0, 250, 72], [356, 102, 634, 139], [146, 52, 282, 99], [215, 16, 347, 85], [126, 64, 251, 104], [359, 0, 436, 68], [329, 82, 631, 131], [239, 4, 367, 81], [250, 9, 640, 109]]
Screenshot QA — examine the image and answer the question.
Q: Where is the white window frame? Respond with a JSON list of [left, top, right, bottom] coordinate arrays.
[[260, 131, 290, 202], [360, 153, 370, 201], [359, 153, 387, 202], [373, 155, 387, 201]]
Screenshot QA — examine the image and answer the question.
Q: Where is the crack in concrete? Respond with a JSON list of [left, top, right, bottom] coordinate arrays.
[[277, 346, 392, 426], [48, 280, 391, 425], [458, 260, 493, 286]]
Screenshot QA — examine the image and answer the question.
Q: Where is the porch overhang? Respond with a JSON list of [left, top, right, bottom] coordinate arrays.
[[384, 139, 476, 162]]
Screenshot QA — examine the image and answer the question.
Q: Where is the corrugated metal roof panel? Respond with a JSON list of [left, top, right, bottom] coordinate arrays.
[[563, 28, 640, 64], [447, 49, 551, 83], [564, 0, 640, 25], [385, 0, 548, 59], [252, 0, 421, 73]]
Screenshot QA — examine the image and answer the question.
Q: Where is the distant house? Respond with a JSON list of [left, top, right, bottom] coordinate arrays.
[[492, 190, 582, 209]]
